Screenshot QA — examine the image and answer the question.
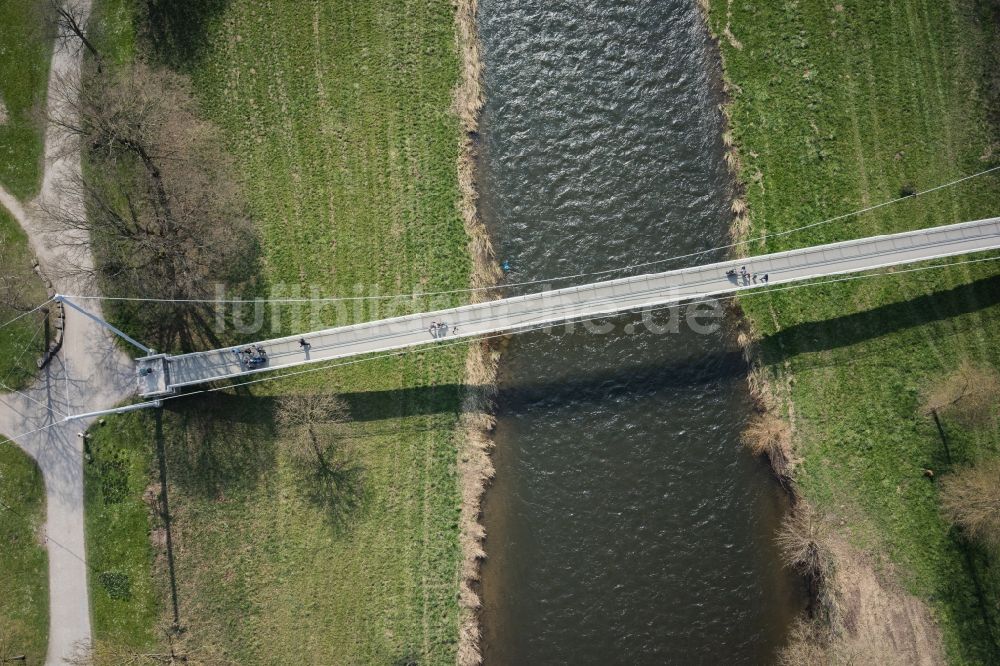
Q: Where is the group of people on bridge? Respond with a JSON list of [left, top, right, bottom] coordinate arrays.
[[428, 321, 456, 339], [726, 266, 768, 286], [235, 344, 268, 368]]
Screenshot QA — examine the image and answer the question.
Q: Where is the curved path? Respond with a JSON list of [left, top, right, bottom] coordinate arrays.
[[0, 2, 134, 662]]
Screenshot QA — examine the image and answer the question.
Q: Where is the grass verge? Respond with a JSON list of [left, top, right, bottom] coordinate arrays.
[[0, 0, 50, 201], [0, 206, 48, 390], [0, 441, 48, 663], [707, 0, 1000, 661], [0, 0, 51, 390], [83, 417, 160, 654], [85, 0, 474, 661]]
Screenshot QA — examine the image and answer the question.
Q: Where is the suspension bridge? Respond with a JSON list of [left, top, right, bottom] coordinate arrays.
[[45, 216, 1000, 401]]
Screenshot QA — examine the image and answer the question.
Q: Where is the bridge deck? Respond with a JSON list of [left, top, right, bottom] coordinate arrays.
[[140, 217, 1000, 396]]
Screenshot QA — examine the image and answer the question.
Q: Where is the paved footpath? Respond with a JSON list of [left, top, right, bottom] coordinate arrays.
[[0, 3, 134, 662]]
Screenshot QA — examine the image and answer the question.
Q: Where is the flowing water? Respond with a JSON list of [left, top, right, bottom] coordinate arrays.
[[476, 0, 804, 662]]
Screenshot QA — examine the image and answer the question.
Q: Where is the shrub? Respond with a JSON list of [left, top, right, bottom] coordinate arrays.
[[939, 459, 1000, 549]]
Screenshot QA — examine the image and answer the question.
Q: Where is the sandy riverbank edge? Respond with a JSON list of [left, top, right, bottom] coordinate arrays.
[[453, 1, 503, 664], [697, 1, 947, 662]]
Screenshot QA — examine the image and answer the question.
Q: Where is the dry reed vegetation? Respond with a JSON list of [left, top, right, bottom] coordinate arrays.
[[939, 459, 1000, 550], [741, 412, 794, 479], [453, 1, 503, 663], [778, 531, 948, 666]]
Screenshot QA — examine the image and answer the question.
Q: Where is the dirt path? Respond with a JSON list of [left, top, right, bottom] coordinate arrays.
[[0, 2, 136, 662]]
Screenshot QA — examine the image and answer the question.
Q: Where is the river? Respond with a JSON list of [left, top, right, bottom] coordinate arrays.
[[476, 0, 803, 662]]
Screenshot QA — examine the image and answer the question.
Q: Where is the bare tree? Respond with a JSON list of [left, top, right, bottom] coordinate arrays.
[[940, 459, 1000, 549], [776, 503, 830, 581], [923, 361, 1000, 428], [42, 63, 260, 351], [38, 0, 103, 72], [277, 393, 364, 525], [276, 393, 352, 470]]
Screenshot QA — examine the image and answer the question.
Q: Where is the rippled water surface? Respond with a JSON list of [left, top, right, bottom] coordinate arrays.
[[477, 0, 803, 662]]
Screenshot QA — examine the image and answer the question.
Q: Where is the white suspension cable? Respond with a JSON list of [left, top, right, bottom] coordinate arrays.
[[0, 419, 65, 449], [59, 165, 1000, 305], [1, 320, 44, 387], [0, 381, 69, 419], [0, 298, 54, 331]]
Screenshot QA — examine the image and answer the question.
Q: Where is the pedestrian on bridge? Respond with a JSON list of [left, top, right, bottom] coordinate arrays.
[[429, 322, 438, 338]]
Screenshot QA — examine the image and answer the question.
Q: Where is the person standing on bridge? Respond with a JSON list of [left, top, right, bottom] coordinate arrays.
[[429, 321, 438, 338], [299, 338, 310, 350]]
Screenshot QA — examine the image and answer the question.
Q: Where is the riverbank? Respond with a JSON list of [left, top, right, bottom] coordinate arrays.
[[80, 0, 492, 661], [453, 1, 502, 665], [705, 0, 1000, 661]]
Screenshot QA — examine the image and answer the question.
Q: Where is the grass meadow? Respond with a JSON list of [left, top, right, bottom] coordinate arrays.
[[0, 0, 50, 201], [84, 0, 473, 662], [0, 206, 49, 390], [0, 442, 48, 663], [0, 0, 51, 389], [708, 0, 1000, 661]]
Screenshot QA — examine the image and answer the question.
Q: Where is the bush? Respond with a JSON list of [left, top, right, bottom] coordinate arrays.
[[923, 361, 1000, 428], [741, 412, 793, 477], [776, 503, 830, 581], [939, 459, 1000, 549]]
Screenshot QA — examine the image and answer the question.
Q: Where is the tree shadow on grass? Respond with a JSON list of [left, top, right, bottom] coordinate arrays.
[[139, 0, 232, 70], [163, 392, 277, 499], [295, 451, 367, 532]]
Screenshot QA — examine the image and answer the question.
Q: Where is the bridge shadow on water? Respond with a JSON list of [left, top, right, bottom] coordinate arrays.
[[342, 349, 749, 421]]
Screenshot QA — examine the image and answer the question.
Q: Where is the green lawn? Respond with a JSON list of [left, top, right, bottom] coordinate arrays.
[[0, 0, 50, 201], [0, 442, 48, 663], [84, 417, 160, 654], [707, 0, 1000, 661], [0, 207, 48, 391], [0, 0, 51, 390], [86, 0, 472, 662]]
